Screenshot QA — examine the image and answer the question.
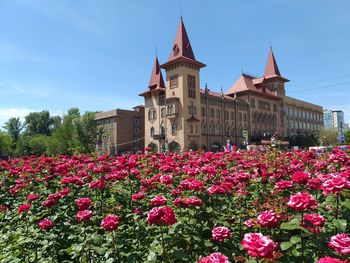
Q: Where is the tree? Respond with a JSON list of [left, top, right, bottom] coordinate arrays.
[[345, 130, 350, 144], [2, 117, 23, 142], [24, 111, 55, 136], [74, 111, 98, 153], [318, 128, 338, 146], [0, 131, 13, 156]]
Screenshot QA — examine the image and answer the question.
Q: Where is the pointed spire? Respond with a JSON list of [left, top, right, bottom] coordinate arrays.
[[148, 56, 165, 91], [169, 17, 196, 61], [264, 47, 281, 77], [139, 57, 165, 97], [161, 17, 205, 69]]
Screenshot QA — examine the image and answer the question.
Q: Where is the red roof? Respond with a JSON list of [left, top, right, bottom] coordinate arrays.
[[225, 74, 279, 99], [161, 17, 205, 69], [139, 57, 165, 96], [263, 47, 289, 82]]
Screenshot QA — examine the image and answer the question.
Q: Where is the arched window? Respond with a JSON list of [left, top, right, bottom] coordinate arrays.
[[150, 127, 155, 137]]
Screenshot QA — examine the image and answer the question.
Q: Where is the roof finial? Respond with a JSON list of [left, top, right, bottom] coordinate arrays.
[[180, 2, 182, 18], [269, 38, 272, 49]]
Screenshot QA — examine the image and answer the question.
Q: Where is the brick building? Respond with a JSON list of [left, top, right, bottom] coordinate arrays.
[[139, 17, 323, 152]]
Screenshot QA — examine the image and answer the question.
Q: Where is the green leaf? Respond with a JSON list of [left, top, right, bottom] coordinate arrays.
[[290, 236, 301, 244], [204, 240, 213, 247], [333, 219, 347, 231], [173, 249, 189, 259], [292, 248, 300, 256], [280, 241, 293, 251], [105, 258, 114, 263], [280, 218, 301, 230]]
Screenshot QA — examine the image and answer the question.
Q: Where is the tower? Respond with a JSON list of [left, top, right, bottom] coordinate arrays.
[[263, 47, 289, 137], [160, 17, 206, 152], [139, 57, 166, 152]]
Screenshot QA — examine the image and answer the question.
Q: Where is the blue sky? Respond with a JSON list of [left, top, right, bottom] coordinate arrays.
[[1, 0, 350, 127]]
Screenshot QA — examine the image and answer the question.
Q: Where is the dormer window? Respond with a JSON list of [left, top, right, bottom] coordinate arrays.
[[173, 44, 179, 56]]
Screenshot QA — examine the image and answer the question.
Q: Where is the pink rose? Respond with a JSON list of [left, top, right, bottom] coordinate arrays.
[[241, 233, 277, 258], [147, 206, 176, 225], [212, 226, 231, 242], [39, 219, 54, 231], [198, 252, 230, 263], [257, 210, 280, 228], [75, 198, 93, 211], [301, 213, 325, 234], [275, 180, 294, 190], [18, 203, 31, 214], [76, 210, 93, 222], [27, 194, 39, 201], [287, 192, 318, 212], [329, 233, 350, 255], [101, 215, 120, 231], [292, 171, 309, 184], [317, 256, 348, 263], [150, 195, 167, 206]]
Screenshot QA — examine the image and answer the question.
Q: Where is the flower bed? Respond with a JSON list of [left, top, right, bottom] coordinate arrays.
[[0, 148, 350, 262]]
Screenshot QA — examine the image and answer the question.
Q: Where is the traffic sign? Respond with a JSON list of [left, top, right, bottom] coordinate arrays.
[[338, 134, 345, 142]]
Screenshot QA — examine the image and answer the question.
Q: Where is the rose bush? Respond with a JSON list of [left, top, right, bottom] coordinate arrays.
[[0, 147, 349, 262]]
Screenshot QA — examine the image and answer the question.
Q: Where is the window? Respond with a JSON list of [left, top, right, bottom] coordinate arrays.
[[225, 111, 229, 119], [190, 125, 193, 133], [170, 75, 178, 89], [159, 94, 165, 105], [201, 107, 206, 117], [216, 109, 220, 118], [230, 111, 235, 120], [273, 104, 277, 112], [134, 128, 139, 134], [161, 126, 165, 135], [150, 127, 155, 137], [210, 108, 214, 118], [243, 113, 247, 122], [148, 109, 157, 121], [251, 99, 255, 108], [188, 105, 197, 115], [239, 112, 242, 121], [188, 75, 196, 98], [172, 123, 177, 135], [133, 117, 140, 126], [161, 108, 166, 118]]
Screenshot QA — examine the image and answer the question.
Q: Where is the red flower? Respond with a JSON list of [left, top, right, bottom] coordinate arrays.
[[244, 218, 255, 228], [212, 226, 231, 242], [60, 188, 71, 196], [179, 178, 204, 191], [317, 256, 348, 263], [89, 179, 105, 189], [198, 252, 231, 263], [75, 198, 93, 211], [147, 206, 176, 225], [18, 203, 31, 214], [275, 180, 293, 190], [101, 215, 120, 231], [160, 175, 173, 185], [132, 192, 146, 202], [241, 233, 277, 258], [42, 198, 56, 208], [0, 205, 8, 212], [39, 219, 54, 231], [257, 210, 280, 228], [329, 233, 350, 255], [76, 210, 93, 222], [321, 173, 350, 195], [301, 213, 325, 234], [27, 194, 39, 201], [287, 192, 318, 212], [150, 195, 167, 207], [292, 171, 309, 184]]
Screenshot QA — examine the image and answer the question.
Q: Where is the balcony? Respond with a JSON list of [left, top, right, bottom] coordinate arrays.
[[153, 134, 165, 140], [166, 112, 179, 119]]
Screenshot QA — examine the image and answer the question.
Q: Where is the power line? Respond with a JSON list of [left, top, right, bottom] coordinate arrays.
[[288, 73, 350, 87], [288, 81, 350, 94]]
